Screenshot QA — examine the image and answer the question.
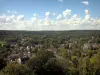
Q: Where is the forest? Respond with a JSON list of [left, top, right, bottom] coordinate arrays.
[[0, 30, 100, 75]]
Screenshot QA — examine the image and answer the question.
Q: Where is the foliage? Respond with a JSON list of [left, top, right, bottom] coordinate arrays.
[[90, 56, 97, 64], [0, 58, 6, 71], [0, 30, 100, 75], [0, 62, 33, 75], [59, 48, 68, 58], [44, 58, 68, 75]]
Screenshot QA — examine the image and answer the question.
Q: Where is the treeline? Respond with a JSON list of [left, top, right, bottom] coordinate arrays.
[[0, 30, 100, 37], [0, 49, 100, 75]]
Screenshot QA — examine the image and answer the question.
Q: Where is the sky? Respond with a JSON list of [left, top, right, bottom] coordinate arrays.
[[0, 0, 100, 30]]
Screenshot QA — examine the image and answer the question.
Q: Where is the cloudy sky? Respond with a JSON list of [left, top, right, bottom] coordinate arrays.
[[0, 0, 100, 30]]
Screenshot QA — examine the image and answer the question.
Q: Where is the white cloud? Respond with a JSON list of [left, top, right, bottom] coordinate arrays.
[[56, 14, 63, 20], [45, 12, 51, 17], [6, 15, 16, 23], [63, 9, 71, 17], [84, 9, 91, 21], [17, 15, 24, 21], [85, 15, 91, 21], [0, 9, 100, 30], [7, 10, 17, 14], [85, 9, 89, 15], [33, 14, 39, 17], [13, 11, 17, 14], [7, 10, 10, 13], [0, 15, 7, 23], [70, 14, 81, 21], [31, 17, 37, 22], [43, 20, 51, 26], [53, 13, 56, 16], [58, 0, 63, 2], [82, 1, 89, 5], [33, 14, 37, 17]]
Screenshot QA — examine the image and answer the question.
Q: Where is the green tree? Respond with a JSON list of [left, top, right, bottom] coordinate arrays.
[[92, 50, 100, 75], [0, 58, 6, 71], [44, 58, 68, 75], [0, 62, 33, 75], [59, 48, 68, 58], [26, 50, 55, 75]]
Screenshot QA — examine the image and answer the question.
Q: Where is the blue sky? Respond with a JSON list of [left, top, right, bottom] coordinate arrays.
[[0, 0, 100, 19], [0, 0, 100, 30]]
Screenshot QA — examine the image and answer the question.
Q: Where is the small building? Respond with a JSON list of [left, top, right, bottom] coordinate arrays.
[[83, 43, 91, 52], [47, 48, 57, 54], [9, 54, 21, 64]]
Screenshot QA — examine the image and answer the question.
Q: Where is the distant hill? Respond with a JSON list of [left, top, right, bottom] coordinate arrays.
[[0, 30, 100, 37]]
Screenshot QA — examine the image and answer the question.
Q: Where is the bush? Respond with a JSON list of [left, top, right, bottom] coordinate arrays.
[[0, 62, 33, 75]]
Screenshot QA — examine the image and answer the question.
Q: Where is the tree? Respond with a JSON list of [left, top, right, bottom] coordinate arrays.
[[0, 62, 33, 75], [26, 57, 43, 74], [36, 50, 55, 64], [44, 58, 68, 75], [59, 48, 68, 58], [0, 58, 6, 71], [26, 50, 55, 75], [91, 50, 100, 75], [78, 57, 91, 75]]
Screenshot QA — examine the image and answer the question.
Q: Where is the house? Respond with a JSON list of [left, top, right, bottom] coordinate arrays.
[[83, 43, 99, 51], [60, 44, 65, 48], [83, 43, 91, 52], [47, 48, 57, 54], [8, 54, 21, 64], [91, 43, 99, 50], [35, 44, 42, 48], [21, 53, 29, 64]]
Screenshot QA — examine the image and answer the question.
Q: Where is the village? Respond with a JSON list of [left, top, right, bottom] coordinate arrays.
[[0, 31, 100, 75], [6, 35, 100, 64]]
